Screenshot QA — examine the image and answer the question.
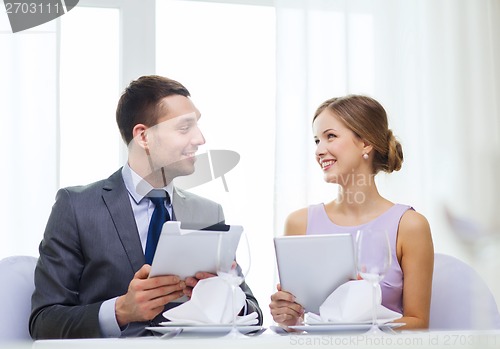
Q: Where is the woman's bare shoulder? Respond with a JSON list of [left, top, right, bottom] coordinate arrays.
[[400, 209, 431, 234], [398, 209, 433, 250], [284, 207, 308, 236]]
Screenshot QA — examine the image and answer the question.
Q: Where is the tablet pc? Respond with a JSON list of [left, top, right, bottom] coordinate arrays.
[[149, 221, 243, 279], [274, 234, 357, 314]]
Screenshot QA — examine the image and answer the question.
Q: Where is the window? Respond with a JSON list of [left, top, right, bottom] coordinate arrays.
[[156, 0, 276, 317], [59, 7, 120, 187]]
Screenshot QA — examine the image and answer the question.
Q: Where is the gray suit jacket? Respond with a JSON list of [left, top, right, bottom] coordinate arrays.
[[30, 169, 262, 339]]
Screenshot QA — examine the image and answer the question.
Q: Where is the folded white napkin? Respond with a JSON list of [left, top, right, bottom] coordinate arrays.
[[305, 280, 402, 324], [162, 274, 258, 325]]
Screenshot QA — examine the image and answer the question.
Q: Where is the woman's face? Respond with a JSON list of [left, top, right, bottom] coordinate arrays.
[[312, 109, 367, 185]]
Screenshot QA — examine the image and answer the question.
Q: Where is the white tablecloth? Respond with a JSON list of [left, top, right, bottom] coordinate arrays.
[[3, 329, 499, 349]]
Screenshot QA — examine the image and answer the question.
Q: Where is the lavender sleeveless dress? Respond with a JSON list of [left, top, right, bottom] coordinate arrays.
[[306, 203, 413, 314]]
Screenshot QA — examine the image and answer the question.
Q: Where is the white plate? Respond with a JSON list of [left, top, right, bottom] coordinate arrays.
[[289, 322, 404, 333], [146, 325, 263, 337]]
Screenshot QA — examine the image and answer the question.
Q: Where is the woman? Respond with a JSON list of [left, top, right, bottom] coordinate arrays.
[[269, 95, 434, 330]]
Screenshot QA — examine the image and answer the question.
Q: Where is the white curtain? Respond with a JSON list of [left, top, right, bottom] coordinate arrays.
[[274, 0, 500, 260], [0, 18, 58, 259], [2, 0, 499, 312], [0, 1, 155, 260]]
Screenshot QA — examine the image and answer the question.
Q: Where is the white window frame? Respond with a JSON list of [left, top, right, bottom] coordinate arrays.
[[64, 0, 156, 164]]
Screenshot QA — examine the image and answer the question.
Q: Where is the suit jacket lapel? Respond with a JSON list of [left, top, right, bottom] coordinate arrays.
[[171, 187, 190, 222], [102, 169, 145, 273]]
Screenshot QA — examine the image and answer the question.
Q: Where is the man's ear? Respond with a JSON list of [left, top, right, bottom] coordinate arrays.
[[132, 124, 149, 149]]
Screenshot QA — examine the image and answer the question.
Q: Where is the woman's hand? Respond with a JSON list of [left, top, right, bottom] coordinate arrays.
[[269, 284, 304, 329]]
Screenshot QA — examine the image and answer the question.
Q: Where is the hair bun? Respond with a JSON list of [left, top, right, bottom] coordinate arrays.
[[386, 129, 403, 173]]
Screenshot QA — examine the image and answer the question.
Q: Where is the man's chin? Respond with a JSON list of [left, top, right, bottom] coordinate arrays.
[[173, 165, 195, 178]]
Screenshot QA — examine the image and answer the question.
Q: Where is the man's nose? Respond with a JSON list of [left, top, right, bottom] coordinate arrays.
[[193, 126, 205, 145]]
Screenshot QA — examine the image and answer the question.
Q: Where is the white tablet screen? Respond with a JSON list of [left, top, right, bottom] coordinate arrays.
[[274, 234, 357, 313], [149, 221, 243, 279]]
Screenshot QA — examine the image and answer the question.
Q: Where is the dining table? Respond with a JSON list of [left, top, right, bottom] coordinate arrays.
[[3, 327, 499, 349]]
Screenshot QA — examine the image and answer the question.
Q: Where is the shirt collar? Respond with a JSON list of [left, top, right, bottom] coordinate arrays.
[[122, 163, 174, 204]]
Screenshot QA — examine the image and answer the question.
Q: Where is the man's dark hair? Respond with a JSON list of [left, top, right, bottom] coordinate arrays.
[[116, 75, 190, 144]]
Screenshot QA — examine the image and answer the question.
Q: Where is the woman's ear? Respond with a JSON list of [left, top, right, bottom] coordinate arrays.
[[362, 140, 373, 156]]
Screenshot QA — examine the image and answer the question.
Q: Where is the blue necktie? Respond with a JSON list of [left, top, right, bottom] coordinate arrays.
[[145, 189, 170, 265]]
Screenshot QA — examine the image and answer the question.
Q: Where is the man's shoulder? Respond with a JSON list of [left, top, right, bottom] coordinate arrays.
[[174, 187, 221, 207], [59, 169, 123, 197]]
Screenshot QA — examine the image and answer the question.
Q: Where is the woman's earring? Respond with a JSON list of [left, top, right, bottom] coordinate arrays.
[[363, 153, 369, 160]]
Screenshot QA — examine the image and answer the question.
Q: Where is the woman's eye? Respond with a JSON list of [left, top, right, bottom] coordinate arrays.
[[327, 133, 336, 139]]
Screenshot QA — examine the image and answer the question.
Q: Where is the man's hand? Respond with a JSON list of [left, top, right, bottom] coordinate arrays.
[[115, 264, 186, 327], [183, 272, 216, 298]]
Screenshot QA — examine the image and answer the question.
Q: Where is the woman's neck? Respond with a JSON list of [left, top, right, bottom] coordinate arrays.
[[333, 178, 386, 218]]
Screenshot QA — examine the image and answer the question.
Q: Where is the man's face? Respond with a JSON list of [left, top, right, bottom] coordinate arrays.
[[144, 95, 205, 183]]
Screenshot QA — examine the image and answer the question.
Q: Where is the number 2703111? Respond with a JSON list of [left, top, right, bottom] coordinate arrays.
[[5, 2, 62, 14]]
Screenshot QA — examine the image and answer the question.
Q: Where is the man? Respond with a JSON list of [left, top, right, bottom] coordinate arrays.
[[30, 75, 262, 339]]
